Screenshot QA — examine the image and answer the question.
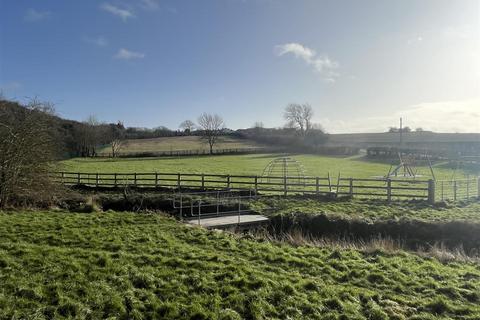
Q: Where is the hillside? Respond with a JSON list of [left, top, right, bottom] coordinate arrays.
[[1, 211, 479, 319], [99, 136, 264, 154]]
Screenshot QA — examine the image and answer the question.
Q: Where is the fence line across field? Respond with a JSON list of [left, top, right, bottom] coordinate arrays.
[[50, 171, 479, 203]]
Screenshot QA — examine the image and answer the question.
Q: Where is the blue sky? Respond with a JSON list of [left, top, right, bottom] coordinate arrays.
[[1, 0, 479, 132]]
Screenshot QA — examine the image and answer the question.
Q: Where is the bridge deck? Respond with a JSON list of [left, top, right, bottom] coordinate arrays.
[[186, 214, 269, 228]]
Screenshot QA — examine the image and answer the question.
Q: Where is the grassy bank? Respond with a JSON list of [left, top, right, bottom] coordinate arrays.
[[251, 197, 480, 222], [1, 211, 479, 319]]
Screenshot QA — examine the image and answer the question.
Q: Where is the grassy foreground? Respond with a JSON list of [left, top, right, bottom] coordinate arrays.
[[62, 154, 469, 180], [1, 211, 479, 319]]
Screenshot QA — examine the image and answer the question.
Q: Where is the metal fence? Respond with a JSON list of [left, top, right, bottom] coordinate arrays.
[[435, 178, 480, 202]]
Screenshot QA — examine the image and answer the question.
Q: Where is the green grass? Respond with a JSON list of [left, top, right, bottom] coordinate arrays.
[[250, 197, 480, 222], [99, 136, 263, 154], [62, 154, 471, 181], [1, 211, 479, 319]]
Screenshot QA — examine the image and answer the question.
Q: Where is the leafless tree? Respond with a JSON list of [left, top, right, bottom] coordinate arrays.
[[179, 120, 196, 133], [108, 122, 125, 157], [284, 103, 314, 135], [197, 113, 224, 154], [0, 98, 61, 207]]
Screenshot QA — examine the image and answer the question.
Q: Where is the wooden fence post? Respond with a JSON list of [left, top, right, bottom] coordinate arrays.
[[467, 179, 470, 199], [134, 173, 137, 187], [226, 175, 231, 190], [77, 173, 80, 185], [155, 172, 158, 188], [201, 174, 205, 190], [177, 173, 181, 190], [327, 172, 332, 192], [316, 177, 320, 196], [254, 176, 258, 196], [387, 179, 392, 202], [96, 173, 99, 188], [114, 173, 117, 188], [284, 175, 287, 197], [428, 179, 436, 204], [453, 180, 457, 202], [478, 177, 480, 199], [349, 178, 354, 197]]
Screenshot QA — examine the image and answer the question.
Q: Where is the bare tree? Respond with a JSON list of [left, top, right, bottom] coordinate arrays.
[[179, 120, 196, 133], [0, 98, 61, 208], [197, 113, 225, 154], [284, 103, 314, 135], [108, 122, 125, 157]]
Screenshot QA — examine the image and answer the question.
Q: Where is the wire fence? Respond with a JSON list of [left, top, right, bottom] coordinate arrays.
[[435, 178, 479, 202]]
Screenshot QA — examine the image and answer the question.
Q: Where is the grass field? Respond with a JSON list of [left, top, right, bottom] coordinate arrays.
[[1, 211, 479, 319], [62, 154, 474, 181], [99, 136, 263, 154]]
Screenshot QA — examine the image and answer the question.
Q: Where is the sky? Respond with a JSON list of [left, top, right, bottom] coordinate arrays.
[[0, 0, 479, 133]]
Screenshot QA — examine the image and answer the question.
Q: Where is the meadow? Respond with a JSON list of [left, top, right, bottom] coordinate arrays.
[[62, 153, 472, 181], [98, 136, 263, 154], [1, 211, 479, 320]]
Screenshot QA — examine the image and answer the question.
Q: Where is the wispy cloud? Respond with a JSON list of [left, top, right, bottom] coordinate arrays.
[[24, 8, 51, 22], [320, 99, 480, 133], [114, 48, 145, 60], [407, 35, 423, 45], [101, 3, 134, 21], [275, 43, 339, 82], [443, 25, 472, 40], [140, 0, 160, 11], [84, 36, 108, 47]]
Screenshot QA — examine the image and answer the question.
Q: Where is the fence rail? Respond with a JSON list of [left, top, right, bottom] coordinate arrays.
[[50, 171, 469, 203]]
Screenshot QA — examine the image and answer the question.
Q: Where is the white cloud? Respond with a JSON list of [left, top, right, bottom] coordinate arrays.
[[24, 8, 51, 22], [275, 43, 339, 82], [140, 0, 160, 11], [443, 25, 472, 40], [101, 3, 134, 21], [320, 99, 480, 133], [407, 35, 423, 45], [114, 48, 145, 60], [84, 36, 108, 47]]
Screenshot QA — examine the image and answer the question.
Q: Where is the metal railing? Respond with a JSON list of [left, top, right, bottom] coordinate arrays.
[[436, 178, 480, 202]]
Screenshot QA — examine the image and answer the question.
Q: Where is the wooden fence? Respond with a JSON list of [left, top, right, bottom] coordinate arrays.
[[53, 171, 445, 202]]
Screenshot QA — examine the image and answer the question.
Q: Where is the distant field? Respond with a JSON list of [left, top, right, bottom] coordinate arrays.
[[62, 154, 474, 180], [1, 211, 479, 319], [99, 136, 263, 154]]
